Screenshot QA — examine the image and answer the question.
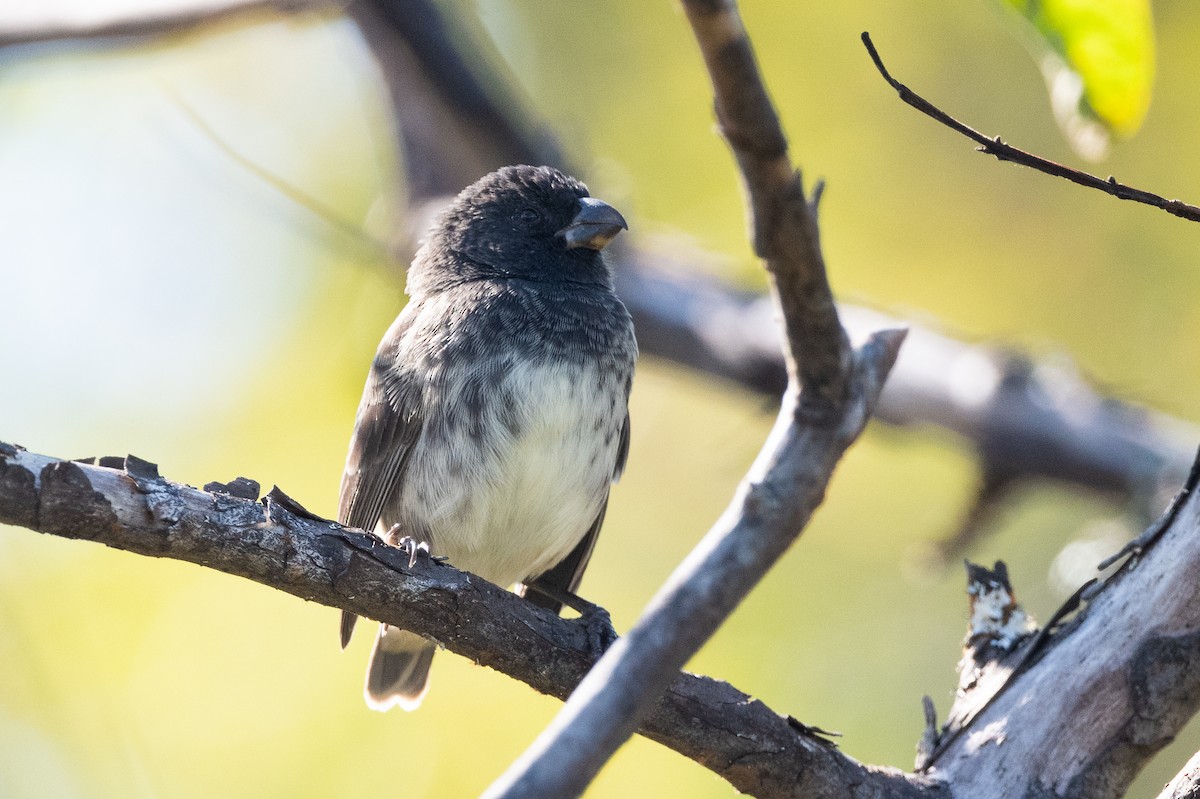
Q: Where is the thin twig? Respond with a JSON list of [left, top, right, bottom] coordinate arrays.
[[166, 86, 392, 259], [861, 32, 1200, 224]]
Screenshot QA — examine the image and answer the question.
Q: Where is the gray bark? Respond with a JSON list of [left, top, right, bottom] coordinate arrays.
[[925, 458, 1200, 798], [0, 442, 930, 799]]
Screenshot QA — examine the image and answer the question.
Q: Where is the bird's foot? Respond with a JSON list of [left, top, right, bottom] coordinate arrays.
[[521, 579, 617, 653], [575, 601, 618, 656], [382, 525, 433, 569]]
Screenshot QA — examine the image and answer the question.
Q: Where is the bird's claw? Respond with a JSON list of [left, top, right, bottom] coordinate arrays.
[[576, 603, 618, 656], [382, 525, 432, 569]]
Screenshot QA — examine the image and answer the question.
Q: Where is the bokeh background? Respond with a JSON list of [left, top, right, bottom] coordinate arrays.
[[3, 1, 1200, 796]]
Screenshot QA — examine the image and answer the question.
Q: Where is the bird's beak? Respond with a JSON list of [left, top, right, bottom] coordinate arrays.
[[558, 197, 628, 251]]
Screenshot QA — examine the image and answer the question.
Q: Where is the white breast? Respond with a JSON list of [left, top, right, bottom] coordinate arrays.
[[399, 357, 624, 589]]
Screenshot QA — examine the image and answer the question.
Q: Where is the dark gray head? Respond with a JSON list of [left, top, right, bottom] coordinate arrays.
[[408, 165, 627, 296]]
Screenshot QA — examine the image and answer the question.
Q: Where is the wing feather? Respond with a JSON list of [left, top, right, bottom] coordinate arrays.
[[338, 311, 424, 646]]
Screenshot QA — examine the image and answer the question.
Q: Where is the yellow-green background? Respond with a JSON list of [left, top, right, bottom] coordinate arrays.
[[2, 1, 1198, 796]]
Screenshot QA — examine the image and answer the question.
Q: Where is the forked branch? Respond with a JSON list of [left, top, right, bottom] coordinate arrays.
[[482, 3, 908, 797]]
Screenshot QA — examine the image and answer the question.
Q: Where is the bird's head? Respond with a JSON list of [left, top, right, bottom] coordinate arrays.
[[409, 165, 628, 295]]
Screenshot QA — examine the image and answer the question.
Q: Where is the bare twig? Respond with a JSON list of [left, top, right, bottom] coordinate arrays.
[[860, 32, 1200, 224], [0, 441, 931, 799], [690, 13, 851, 406], [1098, 453, 1200, 571], [482, 3, 904, 797]]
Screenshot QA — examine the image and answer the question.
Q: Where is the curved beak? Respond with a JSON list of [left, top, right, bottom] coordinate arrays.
[[558, 197, 628, 251]]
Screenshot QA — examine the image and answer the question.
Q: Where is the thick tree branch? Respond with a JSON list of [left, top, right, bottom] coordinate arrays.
[[620, 274, 1195, 551], [0, 441, 932, 799], [6, 415, 1200, 799], [483, 3, 903, 797], [861, 32, 1200, 224], [924, 450, 1200, 797]]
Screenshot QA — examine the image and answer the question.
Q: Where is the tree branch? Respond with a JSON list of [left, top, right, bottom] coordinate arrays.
[[0, 0, 327, 47], [482, 2, 904, 796], [688, 7, 850, 405], [0, 441, 932, 799], [619, 272, 1196, 551], [6, 406, 1200, 799], [924, 450, 1200, 797], [860, 32, 1200, 224]]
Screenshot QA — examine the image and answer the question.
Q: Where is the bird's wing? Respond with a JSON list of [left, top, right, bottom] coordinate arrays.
[[523, 411, 630, 614], [522, 497, 608, 614], [338, 312, 424, 532], [613, 410, 631, 482], [338, 312, 424, 647]]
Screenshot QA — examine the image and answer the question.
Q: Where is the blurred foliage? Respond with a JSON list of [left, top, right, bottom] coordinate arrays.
[[1, 1, 1199, 797], [998, 0, 1155, 159]]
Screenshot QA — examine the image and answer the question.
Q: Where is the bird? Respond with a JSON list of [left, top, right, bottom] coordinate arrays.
[[337, 164, 637, 711]]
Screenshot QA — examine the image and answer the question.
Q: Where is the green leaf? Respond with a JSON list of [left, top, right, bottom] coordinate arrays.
[[999, 0, 1155, 160]]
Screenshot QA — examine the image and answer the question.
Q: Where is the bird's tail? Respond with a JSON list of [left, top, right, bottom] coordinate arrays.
[[364, 625, 436, 712]]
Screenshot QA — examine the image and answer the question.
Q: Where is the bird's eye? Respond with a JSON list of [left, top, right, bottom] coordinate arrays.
[[516, 207, 541, 225]]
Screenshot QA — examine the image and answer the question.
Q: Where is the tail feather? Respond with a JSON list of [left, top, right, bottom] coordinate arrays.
[[340, 610, 358, 649], [364, 625, 436, 712]]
